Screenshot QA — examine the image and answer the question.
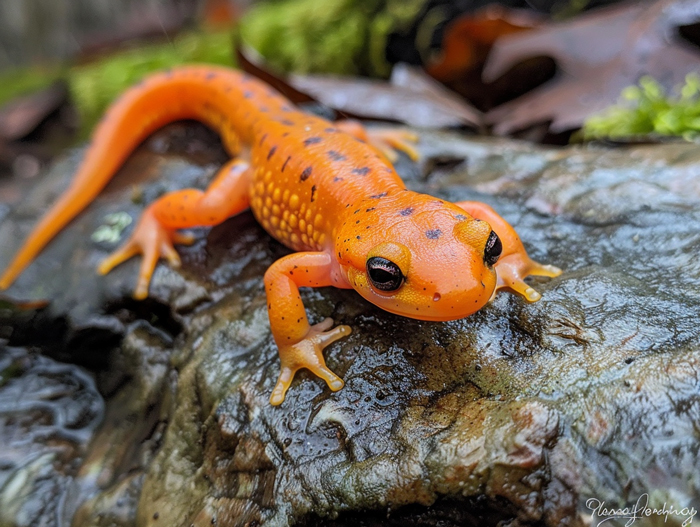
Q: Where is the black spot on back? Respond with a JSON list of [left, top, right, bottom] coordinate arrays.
[[426, 229, 442, 239], [300, 167, 312, 182], [282, 156, 291, 172], [281, 119, 294, 126], [310, 185, 317, 202], [267, 146, 277, 160], [328, 150, 347, 162], [352, 167, 370, 176], [370, 192, 388, 199], [259, 133, 267, 146], [304, 137, 323, 146], [400, 207, 414, 216], [243, 90, 253, 99]]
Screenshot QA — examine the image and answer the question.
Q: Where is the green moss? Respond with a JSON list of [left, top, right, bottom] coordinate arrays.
[[240, 0, 423, 77], [0, 67, 63, 107], [583, 74, 700, 141], [69, 30, 235, 135]]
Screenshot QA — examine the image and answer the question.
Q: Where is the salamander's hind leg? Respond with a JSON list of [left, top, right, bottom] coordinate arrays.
[[334, 120, 419, 162], [99, 159, 251, 299], [264, 252, 352, 405], [455, 201, 562, 302]]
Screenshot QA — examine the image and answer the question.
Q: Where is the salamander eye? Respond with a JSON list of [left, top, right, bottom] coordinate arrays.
[[366, 256, 404, 292], [484, 231, 502, 266]]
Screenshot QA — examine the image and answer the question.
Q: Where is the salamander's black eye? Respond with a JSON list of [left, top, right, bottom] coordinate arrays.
[[484, 231, 502, 267], [366, 257, 404, 292]]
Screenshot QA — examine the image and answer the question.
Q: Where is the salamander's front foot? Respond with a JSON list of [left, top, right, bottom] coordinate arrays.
[[495, 254, 562, 302], [97, 209, 195, 299], [453, 200, 562, 303], [270, 318, 351, 406]]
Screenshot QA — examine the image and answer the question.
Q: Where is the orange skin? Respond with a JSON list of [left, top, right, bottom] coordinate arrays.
[[0, 66, 561, 405]]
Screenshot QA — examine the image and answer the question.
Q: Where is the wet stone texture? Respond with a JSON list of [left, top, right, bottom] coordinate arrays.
[[1, 125, 700, 527]]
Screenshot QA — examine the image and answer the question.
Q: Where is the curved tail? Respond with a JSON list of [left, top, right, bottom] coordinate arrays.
[[0, 65, 257, 290]]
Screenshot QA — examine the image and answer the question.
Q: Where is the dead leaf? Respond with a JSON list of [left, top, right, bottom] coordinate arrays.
[[238, 43, 481, 128], [0, 82, 68, 142], [236, 44, 315, 105], [289, 64, 482, 128], [483, 0, 700, 135]]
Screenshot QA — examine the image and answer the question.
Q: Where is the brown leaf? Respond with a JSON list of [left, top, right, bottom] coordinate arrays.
[[483, 0, 700, 135], [289, 64, 482, 128], [237, 43, 481, 128], [0, 82, 68, 142], [236, 44, 315, 105]]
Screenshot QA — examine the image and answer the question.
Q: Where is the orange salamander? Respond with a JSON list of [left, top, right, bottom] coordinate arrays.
[[0, 65, 561, 405]]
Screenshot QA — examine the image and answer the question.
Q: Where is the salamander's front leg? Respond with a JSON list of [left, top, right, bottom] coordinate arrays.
[[264, 252, 351, 406], [455, 201, 562, 302], [334, 120, 419, 162], [99, 159, 251, 298]]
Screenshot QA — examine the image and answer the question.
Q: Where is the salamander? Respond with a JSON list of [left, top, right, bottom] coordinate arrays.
[[0, 66, 561, 405]]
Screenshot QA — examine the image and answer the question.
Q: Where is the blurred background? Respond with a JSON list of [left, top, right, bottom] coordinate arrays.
[[0, 0, 201, 69], [0, 0, 617, 71], [2, 0, 700, 191]]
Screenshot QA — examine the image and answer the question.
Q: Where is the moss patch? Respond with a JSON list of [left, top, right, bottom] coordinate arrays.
[[69, 30, 235, 135], [583, 74, 700, 141], [240, 0, 423, 77]]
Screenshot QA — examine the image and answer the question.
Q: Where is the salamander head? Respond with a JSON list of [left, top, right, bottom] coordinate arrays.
[[336, 195, 500, 321]]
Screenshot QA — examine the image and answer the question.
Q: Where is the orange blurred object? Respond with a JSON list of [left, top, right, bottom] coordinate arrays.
[[201, 0, 245, 28], [426, 6, 540, 83]]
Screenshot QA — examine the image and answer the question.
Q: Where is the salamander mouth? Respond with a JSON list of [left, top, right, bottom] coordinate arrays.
[[347, 272, 494, 321], [377, 305, 485, 322]]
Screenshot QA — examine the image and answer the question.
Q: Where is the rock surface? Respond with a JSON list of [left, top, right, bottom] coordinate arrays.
[[1, 125, 699, 527]]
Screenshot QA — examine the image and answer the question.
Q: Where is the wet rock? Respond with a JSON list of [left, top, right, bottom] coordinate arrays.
[[0, 344, 103, 527], [1, 128, 699, 527]]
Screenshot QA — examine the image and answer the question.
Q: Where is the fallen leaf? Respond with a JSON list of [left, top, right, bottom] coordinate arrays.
[[238, 43, 481, 128], [0, 82, 68, 141], [236, 44, 315, 105], [483, 0, 700, 135], [289, 64, 482, 128]]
